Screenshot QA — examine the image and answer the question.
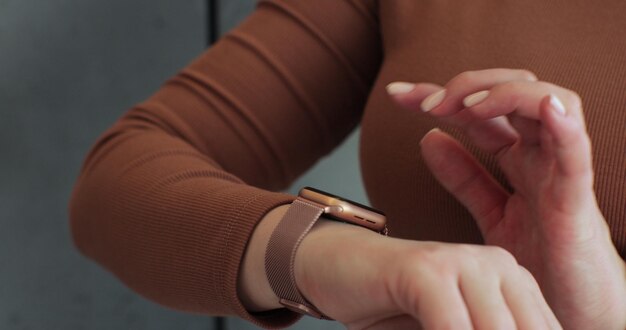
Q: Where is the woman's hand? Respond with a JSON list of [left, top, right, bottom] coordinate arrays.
[[387, 68, 626, 329], [294, 219, 561, 329]]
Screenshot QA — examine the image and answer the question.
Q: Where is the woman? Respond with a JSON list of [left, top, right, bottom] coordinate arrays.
[[69, 0, 626, 328]]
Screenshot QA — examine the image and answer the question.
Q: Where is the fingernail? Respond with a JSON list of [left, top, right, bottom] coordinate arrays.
[[549, 94, 566, 115], [463, 90, 490, 107], [386, 82, 416, 95], [420, 127, 442, 144], [421, 89, 446, 112]]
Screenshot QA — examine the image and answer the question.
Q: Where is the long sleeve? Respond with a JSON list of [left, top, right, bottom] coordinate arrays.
[[68, 0, 382, 328]]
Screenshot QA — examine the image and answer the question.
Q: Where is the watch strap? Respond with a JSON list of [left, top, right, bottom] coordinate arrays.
[[265, 198, 331, 319]]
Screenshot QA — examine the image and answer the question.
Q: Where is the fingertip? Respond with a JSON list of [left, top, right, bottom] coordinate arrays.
[[420, 128, 455, 170], [548, 94, 566, 115], [540, 94, 576, 144], [518, 69, 539, 82], [463, 90, 490, 108], [420, 127, 443, 145], [540, 95, 593, 176], [421, 89, 446, 112], [540, 95, 561, 134]]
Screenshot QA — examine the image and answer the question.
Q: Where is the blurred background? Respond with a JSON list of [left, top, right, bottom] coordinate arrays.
[[0, 0, 368, 329]]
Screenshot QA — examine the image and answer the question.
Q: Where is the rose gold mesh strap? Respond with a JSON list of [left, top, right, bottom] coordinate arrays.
[[265, 198, 331, 319]]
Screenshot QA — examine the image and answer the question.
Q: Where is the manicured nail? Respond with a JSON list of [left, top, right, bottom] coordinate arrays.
[[463, 90, 490, 107], [420, 127, 442, 144], [386, 82, 416, 95], [421, 89, 446, 112], [549, 94, 566, 115]]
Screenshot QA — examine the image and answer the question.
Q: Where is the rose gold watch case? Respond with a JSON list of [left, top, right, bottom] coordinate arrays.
[[279, 299, 325, 319], [299, 187, 387, 233]]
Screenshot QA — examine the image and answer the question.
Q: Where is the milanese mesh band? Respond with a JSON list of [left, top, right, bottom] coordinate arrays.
[[264, 198, 331, 319]]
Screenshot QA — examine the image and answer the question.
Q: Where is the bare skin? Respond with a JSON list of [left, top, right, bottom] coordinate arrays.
[[236, 68, 587, 330], [388, 68, 626, 329], [239, 205, 560, 329]]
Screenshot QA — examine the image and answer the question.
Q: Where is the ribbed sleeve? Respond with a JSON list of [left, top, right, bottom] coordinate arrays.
[[68, 0, 381, 328]]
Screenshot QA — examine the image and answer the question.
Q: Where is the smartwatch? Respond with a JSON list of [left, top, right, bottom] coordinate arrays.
[[264, 187, 388, 319]]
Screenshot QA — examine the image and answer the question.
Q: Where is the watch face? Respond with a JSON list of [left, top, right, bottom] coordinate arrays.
[[299, 187, 387, 232]]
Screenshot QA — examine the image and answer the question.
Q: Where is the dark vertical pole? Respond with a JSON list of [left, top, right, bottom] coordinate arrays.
[[214, 315, 226, 329], [207, 0, 219, 46]]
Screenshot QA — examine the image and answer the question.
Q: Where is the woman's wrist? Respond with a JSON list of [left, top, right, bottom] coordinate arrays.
[[294, 217, 384, 311], [237, 202, 380, 313]]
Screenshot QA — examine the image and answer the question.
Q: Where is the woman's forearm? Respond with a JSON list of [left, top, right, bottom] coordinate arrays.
[[69, 0, 382, 327]]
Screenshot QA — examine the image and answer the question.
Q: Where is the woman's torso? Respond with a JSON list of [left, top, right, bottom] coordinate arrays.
[[360, 0, 626, 256]]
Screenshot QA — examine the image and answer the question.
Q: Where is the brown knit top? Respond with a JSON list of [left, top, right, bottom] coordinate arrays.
[[69, 0, 626, 328]]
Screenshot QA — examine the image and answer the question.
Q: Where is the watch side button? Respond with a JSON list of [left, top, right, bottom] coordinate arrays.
[[325, 205, 343, 214]]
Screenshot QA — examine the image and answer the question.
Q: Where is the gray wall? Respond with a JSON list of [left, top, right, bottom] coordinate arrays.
[[1, 1, 366, 329]]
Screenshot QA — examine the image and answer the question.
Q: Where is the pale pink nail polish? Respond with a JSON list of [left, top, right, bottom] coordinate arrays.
[[386, 82, 416, 95], [421, 90, 446, 112], [549, 94, 566, 115], [463, 90, 490, 107]]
